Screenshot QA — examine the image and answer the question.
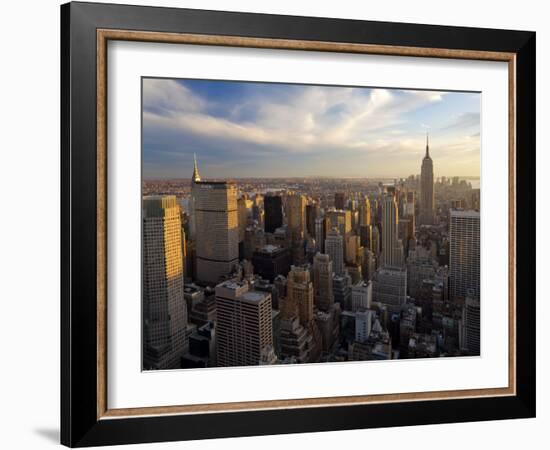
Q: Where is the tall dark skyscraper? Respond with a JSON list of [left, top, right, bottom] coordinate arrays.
[[420, 134, 435, 225], [306, 203, 320, 238], [251, 245, 291, 282], [334, 192, 346, 210], [315, 217, 329, 253], [313, 253, 334, 312], [264, 195, 283, 233]]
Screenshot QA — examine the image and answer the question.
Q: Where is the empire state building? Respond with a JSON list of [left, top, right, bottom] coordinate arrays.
[[420, 133, 434, 226]]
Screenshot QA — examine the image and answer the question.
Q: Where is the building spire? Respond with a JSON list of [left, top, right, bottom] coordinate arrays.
[[425, 132, 430, 158], [192, 153, 201, 183]]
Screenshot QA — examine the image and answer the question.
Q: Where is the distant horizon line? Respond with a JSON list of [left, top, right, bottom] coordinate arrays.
[[143, 175, 481, 181]]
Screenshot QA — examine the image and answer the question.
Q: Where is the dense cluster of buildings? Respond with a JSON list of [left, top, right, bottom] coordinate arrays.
[[142, 137, 481, 370]]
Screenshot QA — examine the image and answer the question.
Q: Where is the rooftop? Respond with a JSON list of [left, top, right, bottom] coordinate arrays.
[[217, 280, 248, 290], [257, 244, 282, 254], [241, 290, 270, 304], [450, 209, 480, 218]]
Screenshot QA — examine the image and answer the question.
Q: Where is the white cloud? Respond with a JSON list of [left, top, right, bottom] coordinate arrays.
[[143, 80, 447, 155], [143, 79, 480, 177], [441, 112, 480, 131], [143, 79, 206, 113]]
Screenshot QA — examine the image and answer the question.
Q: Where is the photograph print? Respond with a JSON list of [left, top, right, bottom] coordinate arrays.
[[141, 77, 481, 371]]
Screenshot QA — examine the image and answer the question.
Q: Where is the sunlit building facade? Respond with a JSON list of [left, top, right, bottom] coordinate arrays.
[[193, 178, 239, 284], [142, 195, 188, 369], [287, 265, 315, 326]]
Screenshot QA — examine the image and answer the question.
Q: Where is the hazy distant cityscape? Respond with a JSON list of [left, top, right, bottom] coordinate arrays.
[[142, 79, 480, 370]]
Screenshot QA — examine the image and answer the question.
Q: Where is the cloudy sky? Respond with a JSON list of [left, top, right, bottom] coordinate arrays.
[[142, 78, 480, 179]]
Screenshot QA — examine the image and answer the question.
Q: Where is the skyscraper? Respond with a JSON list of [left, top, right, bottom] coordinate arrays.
[[286, 193, 306, 263], [362, 248, 376, 282], [325, 227, 344, 275], [305, 202, 320, 238], [326, 209, 352, 243], [315, 217, 329, 253], [237, 195, 248, 243], [187, 153, 201, 240], [461, 294, 480, 355], [359, 224, 372, 250], [215, 280, 275, 367], [181, 224, 187, 281], [334, 192, 346, 210], [401, 190, 416, 256], [420, 134, 435, 225], [142, 195, 188, 369], [372, 266, 407, 307], [371, 225, 380, 257], [278, 316, 312, 363], [351, 280, 372, 312], [251, 244, 291, 282], [449, 209, 480, 301], [313, 253, 334, 312], [355, 309, 374, 343], [252, 195, 263, 224], [380, 192, 403, 268], [287, 265, 314, 326], [360, 196, 372, 227], [399, 217, 415, 257], [264, 195, 283, 233], [404, 191, 415, 217], [332, 272, 352, 310], [345, 234, 363, 266], [279, 268, 321, 364], [286, 193, 306, 236], [192, 160, 239, 284], [406, 246, 439, 300]]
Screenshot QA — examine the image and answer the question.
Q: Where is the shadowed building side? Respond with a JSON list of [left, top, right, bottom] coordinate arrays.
[[449, 209, 480, 301], [215, 280, 276, 367], [264, 195, 283, 234]]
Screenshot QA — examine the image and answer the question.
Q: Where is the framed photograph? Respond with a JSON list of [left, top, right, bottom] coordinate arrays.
[[61, 1, 536, 447]]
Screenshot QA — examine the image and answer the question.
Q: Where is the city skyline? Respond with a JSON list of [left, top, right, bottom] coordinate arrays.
[[143, 78, 481, 179], [142, 78, 481, 371]]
